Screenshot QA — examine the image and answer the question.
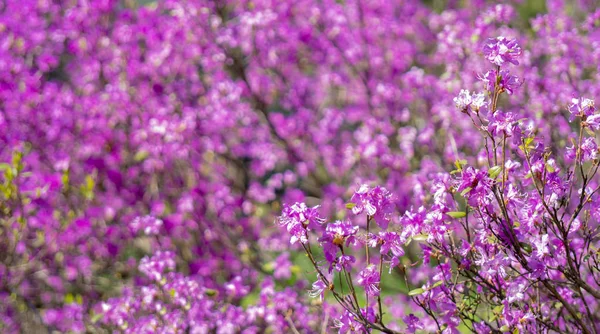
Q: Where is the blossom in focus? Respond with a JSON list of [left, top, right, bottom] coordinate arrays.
[[378, 231, 405, 258], [308, 278, 327, 301], [488, 110, 519, 137], [321, 220, 359, 247], [479, 69, 522, 94], [453, 89, 472, 112], [456, 167, 492, 206], [277, 202, 325, 244], [483, 36, 522, 66], [568, 97, 595, 121], [334, 310, 367, 334], [320, 220, 358, 270], [357, 265, 380, 296], [350, 185, 394, 228]]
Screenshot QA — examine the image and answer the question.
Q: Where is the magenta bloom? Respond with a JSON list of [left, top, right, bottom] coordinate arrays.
[[488, 110, 519, 137], [456, 167, 492, 206], [480, 69, 522, 94], [350, 185, 394, 228], [568, 97, 595, 121], [138, 251, 176, 282], [483, 37, 522, 66], [322, 220, 359, 247], [378, 231, 405, 258], [334, 310, 367, 333], [320, 220, 359, 270], [357, 265, 380, 297], [278, 202, 325, 244], [130, 215, 163, 236], [308, 278, 327, 302]]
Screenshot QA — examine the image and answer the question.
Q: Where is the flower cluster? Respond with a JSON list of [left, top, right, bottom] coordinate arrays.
[[277, 31, 600, 334], [2, 0, 600, 333]]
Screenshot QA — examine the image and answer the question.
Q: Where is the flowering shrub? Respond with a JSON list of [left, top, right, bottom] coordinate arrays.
[[1, 0, 600, 333], [277, 31, 600, 332]]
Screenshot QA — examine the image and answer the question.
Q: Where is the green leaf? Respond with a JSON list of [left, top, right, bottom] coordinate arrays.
[[447, 211, 466, 218], [0, 163, 10, 171], [64, 293, 74, 304], [345, 202, 356, 209], [546, 164, 555, 173], [432, 280, 444, 288], [454, 159, 467, 171], [488, 166, 502, 179], [460, 187, 472, 196], [90, 312, 104, 324], [499, 325, 510, 332], [519, 242, 532, 254], [408, 288, 425, 296], [134, 150, 149, 162], [412, 234, 429, 241]]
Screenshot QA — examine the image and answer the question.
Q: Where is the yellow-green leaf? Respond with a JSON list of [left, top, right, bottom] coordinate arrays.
[[447, 211, 466, 218]]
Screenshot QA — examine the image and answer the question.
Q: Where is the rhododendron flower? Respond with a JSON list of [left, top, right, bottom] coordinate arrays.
[[403, 314, 423, 333], [378, 231, 405, 257], [568, 97, 595, 121], [321, 220, 359, 247], [483, 36, 522, 66], [333, 254, 356, 272], [309, 278, 327, 302], [479, 69, 522, 94], [334, 310, 366, 333], [320, 220, 359, 270], [139, 251, 176, 282], [453, 89, 472, 112], [357, 265, 380, 296], [277, 202, 325, 244], [350, 185, 394, 228], [130, 215, 163, 235], [456, 167, 492, 206], [488, 110, 519, 137]]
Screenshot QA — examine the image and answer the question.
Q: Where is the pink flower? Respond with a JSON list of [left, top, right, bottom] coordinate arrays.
[[350, 185, 394, 229], [483, 37, 522, 66]]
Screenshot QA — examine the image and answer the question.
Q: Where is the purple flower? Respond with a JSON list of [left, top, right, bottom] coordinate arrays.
[[334, 310, 366, 333], [357, 265, 380, 297], [320, 220, 359, 270], [507, 279, 527, 303], [456, 167, 492, 206], [533, 234, 550, 259], [378, 231, 405, 258], [322, 220, 359, 247], [568, 97, 595, 121], [403, 314, 423, 333], [453, 89, 472, 112], [278, 202, 325, 244], [581, 137, 599, 162], [139, 251, 176, 282], [308, 278, 327, 301], [350, 185, 394, 228], [333, 254, 356, 272], [585, 114, 600, 130], [488, 110, 519, 137], [453, 90, 487, 113], [483, 37, 522, 66], [130, 215, 163, 236], [479, 69, 522, 94]]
